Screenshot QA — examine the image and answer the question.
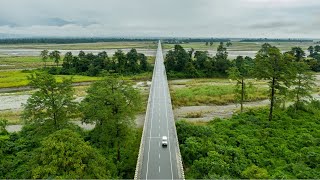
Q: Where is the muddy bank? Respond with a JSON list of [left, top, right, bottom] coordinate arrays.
[[173, 99, 270, 122], [0, 82, 93, 93]]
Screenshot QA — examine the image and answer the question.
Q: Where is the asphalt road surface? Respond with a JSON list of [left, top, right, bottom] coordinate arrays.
[[140, 41, 179, 179]]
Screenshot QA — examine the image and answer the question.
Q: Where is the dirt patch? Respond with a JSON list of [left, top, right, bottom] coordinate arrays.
[[174, 99, 270, 122], [0, 94, 30, 110], [315, 74, 320, 86]]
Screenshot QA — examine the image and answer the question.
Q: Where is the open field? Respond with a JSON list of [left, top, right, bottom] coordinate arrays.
[[0, 41, 158, 50], [169, 78, 269, 107], [0, 70, 101, 88], [0, 110, 22, 125], [163, 41, 315, 51], [0, 41, 314, 53], [0, 56, 56, 70]]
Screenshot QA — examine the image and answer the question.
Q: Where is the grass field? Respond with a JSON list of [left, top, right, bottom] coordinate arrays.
[[170, 78, 268, 106], [0, 110, 22, 125], [0, 41, 158, 50], [0, 70, 101, 88], [0, 56, 56, 70], [163, 41, 315, 51]]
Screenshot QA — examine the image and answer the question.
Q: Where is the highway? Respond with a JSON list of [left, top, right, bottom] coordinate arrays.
[[136, 41, 183, 179]]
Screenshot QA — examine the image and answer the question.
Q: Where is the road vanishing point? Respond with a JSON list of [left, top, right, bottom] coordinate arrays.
[[134, 41, 185, 179]]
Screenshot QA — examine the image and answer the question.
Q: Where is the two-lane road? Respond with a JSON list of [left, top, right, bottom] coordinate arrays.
[[140, 41, 180, 179]]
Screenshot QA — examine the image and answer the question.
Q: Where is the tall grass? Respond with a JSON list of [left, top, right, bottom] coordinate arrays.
[[171, 84, 268, 106], [0, 70, 101, 88]]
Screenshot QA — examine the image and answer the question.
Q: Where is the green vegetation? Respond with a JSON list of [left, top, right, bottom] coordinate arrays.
[[228, 56, 254, 112], [163, 41, 314, 52], [22, 73, 78, 130], [0, 41, 157, 50], [254, 44, 294, 121], [0, 70, 100, 88], [81, 77, 141, 178], [31, 129, 109, 179], [0, 110, 22, 125], [177, 101, 320, 179], [0, 56, 55, 70], [41, 48, 152, 77], [165, 43, 236, 78], [0, 74, 142, 179], [171, 83, 267, 106]]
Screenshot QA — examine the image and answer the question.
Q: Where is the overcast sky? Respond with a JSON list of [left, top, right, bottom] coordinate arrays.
[[0, 0, 319, 38]]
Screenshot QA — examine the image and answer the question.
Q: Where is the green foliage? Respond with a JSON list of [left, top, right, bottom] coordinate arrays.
[[81, 77, 141, 178], [49, 50, 61, 67], [31, 129, 109, 179], [228, 56, 254, 112], [171, 83, 267, 106], [254, 43, 295, 120], [0, 119, 8, 135], [1, 73, 141, 179], [40, 49, 49, 68], [241, 165, 269, 179], [165, 43, 232, 79], [56, 49, 151, 76], [22, 73, 78, 131], [290, 62, 315, 110], [177, 102, 320, 179]]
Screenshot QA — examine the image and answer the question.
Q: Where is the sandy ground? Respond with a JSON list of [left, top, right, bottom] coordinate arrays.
[[173, 100, 270, 122]]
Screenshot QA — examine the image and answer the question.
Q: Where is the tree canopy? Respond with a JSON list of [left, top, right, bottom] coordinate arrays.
[[31, 129, 110, 179], [22, 73, 78, 131]]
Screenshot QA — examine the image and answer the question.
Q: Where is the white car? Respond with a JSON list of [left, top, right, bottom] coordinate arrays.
[[162, 136, 168, 147]]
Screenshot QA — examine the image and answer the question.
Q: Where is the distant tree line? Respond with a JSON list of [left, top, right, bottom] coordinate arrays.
[[307, 45, 320, 71], [40, 49, 152, 76], [0, 38, 231, 44], [0, 38, 315, 44], [240, 38, 313, 42], [163, 38, 231, 44], [0, 38, 160, 44]]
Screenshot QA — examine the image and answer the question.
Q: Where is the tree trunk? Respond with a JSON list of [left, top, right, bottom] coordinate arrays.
[[269, 77, 275, 121], [241, 78, 244, 113], [117, 142, 120, 161], [295, 79, 301, 111]]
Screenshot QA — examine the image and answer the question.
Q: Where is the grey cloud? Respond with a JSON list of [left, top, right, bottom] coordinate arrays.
[[0, 0, 319, 38], [250, 21, 297, 29]]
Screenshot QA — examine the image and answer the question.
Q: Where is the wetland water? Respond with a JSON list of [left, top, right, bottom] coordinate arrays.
[[0, 48, 274, 58]]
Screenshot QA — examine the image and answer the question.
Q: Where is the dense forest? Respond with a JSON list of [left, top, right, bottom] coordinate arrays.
[[0, 74, 142, 179], [177, 102, 320, 179], [40, 48, 152, 76]]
